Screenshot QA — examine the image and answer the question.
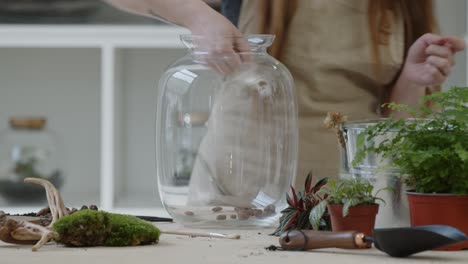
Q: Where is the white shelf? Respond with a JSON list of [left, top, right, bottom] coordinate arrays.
[[0, 25, 189, 216], [0, 25, 189, 48]]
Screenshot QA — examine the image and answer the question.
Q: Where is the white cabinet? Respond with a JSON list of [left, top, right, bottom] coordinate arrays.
[[0, 25, 188, 216]]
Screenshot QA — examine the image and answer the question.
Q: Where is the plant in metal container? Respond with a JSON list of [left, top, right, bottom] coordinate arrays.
[[310, 177, 390, 238], [353, 86, 468, 250], [271, 174, 330, 236]]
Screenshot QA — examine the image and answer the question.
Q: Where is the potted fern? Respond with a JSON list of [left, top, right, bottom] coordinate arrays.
[[310, 177, 389, 238], [353, 86, 468, 250]]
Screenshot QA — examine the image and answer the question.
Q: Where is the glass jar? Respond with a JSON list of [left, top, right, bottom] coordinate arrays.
[[0, 117, 63, 204], [156, 35, 298, 228]]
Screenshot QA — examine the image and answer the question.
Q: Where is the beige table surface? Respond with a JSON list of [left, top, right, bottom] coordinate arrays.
[[1, 222, 468, 264]]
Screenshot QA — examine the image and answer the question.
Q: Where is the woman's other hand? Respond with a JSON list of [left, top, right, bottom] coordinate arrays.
[[401, 33, 465, 86]]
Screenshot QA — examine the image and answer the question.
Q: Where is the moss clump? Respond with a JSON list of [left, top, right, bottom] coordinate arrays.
[[52, 209, 110, 246], [52, 210, 160, 247], [104, 213, 160, 246]]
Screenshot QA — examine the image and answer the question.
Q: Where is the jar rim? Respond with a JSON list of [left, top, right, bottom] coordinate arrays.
[[180, 34, 275, 50]]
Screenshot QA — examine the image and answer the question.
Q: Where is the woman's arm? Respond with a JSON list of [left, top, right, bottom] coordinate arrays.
[[104, 0, 214, 29], [387, 33, 465, 116], [104, 0, 249, 74]]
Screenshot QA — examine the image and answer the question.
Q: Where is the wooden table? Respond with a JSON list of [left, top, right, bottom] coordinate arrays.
[[1, 223, 467, 264]]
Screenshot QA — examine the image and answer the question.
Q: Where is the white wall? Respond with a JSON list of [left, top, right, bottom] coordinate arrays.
[[0, 48, 101, 206], [118, 48, 185, 208], [434, 0, 467, 88]]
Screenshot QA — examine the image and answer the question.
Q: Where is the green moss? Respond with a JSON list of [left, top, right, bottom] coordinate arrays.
[[52, 209, 110, 246], [52, 210, 160, 247], [105, 213, 160, 246]]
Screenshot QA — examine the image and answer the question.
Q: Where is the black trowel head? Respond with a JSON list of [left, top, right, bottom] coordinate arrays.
[[373, 225, 467, 258]]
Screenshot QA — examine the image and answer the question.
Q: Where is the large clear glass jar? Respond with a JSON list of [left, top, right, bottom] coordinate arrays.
[[0, 117, 63, 204], [156, 35, 298, 228]]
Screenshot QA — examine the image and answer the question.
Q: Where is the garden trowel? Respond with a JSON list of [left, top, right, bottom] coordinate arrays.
[[279, 225, 467, 258]]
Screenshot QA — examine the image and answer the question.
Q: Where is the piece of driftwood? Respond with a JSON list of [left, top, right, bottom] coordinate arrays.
[[0, 211, 58, 251], [0, 178, 241, 251], [0, 178, 67, 251]]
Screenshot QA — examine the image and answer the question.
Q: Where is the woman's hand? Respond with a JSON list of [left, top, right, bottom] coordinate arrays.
[[400, 33, 465, 86], [186, 10, 250, 75], [387, 33, 465, 116], [105, 0, 250, 75]]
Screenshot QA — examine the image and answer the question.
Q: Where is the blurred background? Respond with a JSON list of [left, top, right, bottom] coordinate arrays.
[[0, 0, 465, 215], [0, 0, 221, 24]]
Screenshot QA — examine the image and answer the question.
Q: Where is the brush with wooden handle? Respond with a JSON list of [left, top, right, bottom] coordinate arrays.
[[279, 230, 369, 251]]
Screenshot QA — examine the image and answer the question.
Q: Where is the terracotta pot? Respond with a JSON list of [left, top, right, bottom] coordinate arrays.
[[327, 203, 379, 237], [407, 192, 468, 251]]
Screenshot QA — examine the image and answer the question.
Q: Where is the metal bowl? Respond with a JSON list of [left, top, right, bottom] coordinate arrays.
[[339, 119, 407, 228], [340, 118, 399, 176]]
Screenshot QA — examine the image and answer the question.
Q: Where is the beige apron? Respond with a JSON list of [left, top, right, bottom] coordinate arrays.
[[239, 0, 405, 187]]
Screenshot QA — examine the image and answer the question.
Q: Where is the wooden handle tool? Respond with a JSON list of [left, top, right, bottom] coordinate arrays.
[[279, 230, 369, 250]]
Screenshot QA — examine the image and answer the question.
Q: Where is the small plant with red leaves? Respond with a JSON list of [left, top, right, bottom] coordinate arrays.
[[271, 173, 331, 236]]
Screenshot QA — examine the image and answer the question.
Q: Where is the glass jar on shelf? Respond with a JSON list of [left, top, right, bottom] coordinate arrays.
[[0, 117, 64, 204], [156, 35, 298, 228]]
